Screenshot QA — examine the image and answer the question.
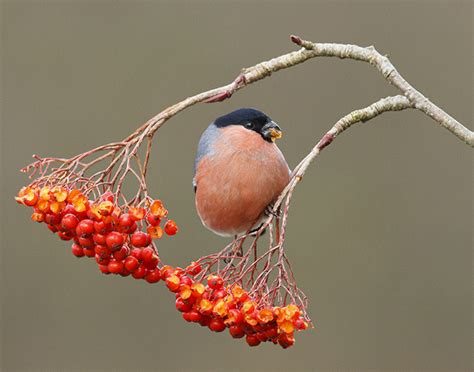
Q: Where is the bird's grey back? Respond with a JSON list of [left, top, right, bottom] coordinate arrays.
[[193, 123, 220, 188]]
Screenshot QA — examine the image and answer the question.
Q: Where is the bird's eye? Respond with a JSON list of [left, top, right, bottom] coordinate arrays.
[[245, 122, 254, 129]]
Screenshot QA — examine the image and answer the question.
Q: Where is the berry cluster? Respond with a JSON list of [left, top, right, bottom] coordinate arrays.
[[15, 186, 178, 280], [160, 264, 308, 348], [16, 185, 309, 349]]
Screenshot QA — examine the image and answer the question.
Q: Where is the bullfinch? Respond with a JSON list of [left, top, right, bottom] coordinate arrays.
[[193, 108, 290, 237]]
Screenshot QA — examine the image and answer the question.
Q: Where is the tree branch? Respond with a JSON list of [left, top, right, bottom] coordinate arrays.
[[274, 95, 413, 211], [289, 35, 472, 146]]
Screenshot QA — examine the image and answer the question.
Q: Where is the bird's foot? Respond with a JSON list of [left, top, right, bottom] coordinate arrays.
[[264, 204, 280, 218]]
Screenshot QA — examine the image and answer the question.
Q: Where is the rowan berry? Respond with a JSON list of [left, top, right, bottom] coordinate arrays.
[[76, 219, 95, 236], [113, 245, 130, 261], [131, 264, 147, 279], [175, 298, 192, 312], [146, 214, 161, 226], [124, 256, 139, 272], [94, 220, 111, 234], [108, 260, 124, 274], [98, 264, 110, 274], [131, 231, 150, 247], [229, 325, 245, 338], [209, 318, 226, 332], [105, 231, 124, 251], [145, 268, 161, 283], [207, 275, 223, 289], [186, 262, 202, 276], [92, 233, 107, 245], [58, 231, 73, 241], [246, 335, 261, 347], [61, 214, 79, 231], [71, 243, 84, 257], [164, 220, 178, 235], [78, 236, 94, 248], [83, 248, 95, 257]]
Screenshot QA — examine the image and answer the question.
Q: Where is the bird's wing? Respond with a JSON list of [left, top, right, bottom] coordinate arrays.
[[193, 123, 219, 192]]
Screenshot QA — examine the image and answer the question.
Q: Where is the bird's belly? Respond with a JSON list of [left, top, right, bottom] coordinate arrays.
[[195, 150, 289, 236]]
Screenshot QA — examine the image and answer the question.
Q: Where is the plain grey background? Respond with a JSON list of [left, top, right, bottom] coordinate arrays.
[[1, 1, 472, 371]]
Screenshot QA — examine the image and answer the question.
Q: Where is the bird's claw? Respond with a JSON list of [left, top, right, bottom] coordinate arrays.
[[264, 205, 280, 218]]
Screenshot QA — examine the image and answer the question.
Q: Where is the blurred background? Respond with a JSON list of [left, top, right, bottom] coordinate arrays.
[[1, 1, 472, 371]]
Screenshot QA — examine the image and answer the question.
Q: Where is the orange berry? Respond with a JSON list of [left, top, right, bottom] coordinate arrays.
[[150, 200, 168, 218], [166, 275, 180, 292], [164, 220, 178, 235], [147, 225, 163, 239], [129, 206, 145, 221], [31, 212, 45, 222]]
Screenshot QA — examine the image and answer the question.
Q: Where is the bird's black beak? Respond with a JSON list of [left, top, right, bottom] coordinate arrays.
[[262, 121, 283, 142]]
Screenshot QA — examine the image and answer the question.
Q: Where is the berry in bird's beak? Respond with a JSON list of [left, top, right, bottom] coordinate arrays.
[[262, 121, 283, 142]]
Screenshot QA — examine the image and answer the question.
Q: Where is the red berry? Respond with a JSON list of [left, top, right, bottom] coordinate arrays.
[[124, 256, 140, 272], [146, 214, 161, 226], [209, 318, 226, 332], [130, 248, 142, 260], [143, 254, 159, 270], [229, 325, 245, 338], [246, 335, 261, 347], [71, 243, 84, 257], [180, 276, 192, 286], [131, 231, 150, 248], [164, 220, 178, 235], [198, 315, 211, 327], [207, 275, 223, 289], [160, 265, 174, 279], [47, 224, 58, 233], [95, 244, 111, 258], [45, 213, 61, 225], [141, 247, 155, 262], [58, 231, 73, 241], [125, 221, 138, 234], [213, 289, 226, 299], [256, 332, 268, 342], [98, 264, 110, 274], [187, 310, 201, 323], [76, 219, 95, 236], [278, 334, 295, 349], [175, 298, 192, 312], [182, 312, 193, 322], [118, 213, 133, 230], [93, 233, 107, 245], [131, 264, 147, 279], [83, 248, 95, 257], [228, 309, 244, 324], [94, 220, 111, 234], [61, 214, 79, 231], [145, 268, 161, 283], [265, 327, 278, 339], [113, 245, 130, 261], [295, 318, 308, 330], [78, 236, 94, 248], [119, 267, 131, 277], [105, 231, 124, 251], [108, 260, 124, 274], [186, 262, 202, 276], [95, 254, 110, 265]]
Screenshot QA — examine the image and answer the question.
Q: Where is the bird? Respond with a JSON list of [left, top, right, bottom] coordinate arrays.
[[193, 108, 290, 237]]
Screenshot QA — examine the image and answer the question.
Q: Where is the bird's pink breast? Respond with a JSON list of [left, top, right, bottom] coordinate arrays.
[[194, 126, 290, 236]]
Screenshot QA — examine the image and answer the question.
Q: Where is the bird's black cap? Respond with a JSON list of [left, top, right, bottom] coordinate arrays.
[[214, 108, 271, 128]]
